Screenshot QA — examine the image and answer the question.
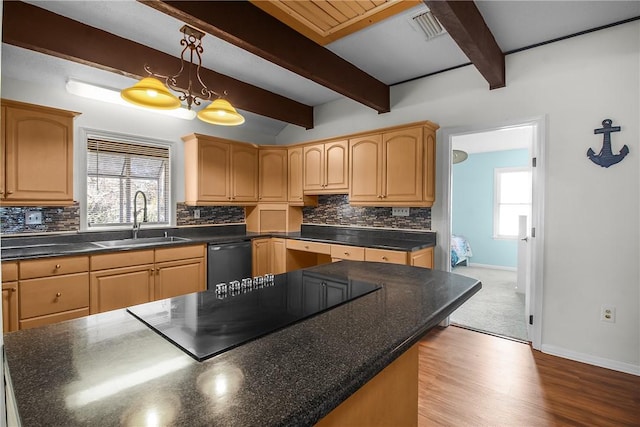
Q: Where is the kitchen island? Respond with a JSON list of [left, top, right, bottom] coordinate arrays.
[[4, 261, 480, 426]]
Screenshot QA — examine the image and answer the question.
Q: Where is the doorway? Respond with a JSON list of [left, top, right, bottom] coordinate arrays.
[[441, 119, 545, 347]]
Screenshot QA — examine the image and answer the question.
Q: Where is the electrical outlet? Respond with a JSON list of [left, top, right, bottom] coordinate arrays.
[[194, 209, 201, 219], [25, 210, 43, 225], [392, 207, 410, 217], [600, 306, 616, 323]]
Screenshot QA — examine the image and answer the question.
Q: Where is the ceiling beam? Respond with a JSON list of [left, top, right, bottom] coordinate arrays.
[[424, 0, 505, 89], [2, 1, 314, 129], [140, 0, 391, 114]]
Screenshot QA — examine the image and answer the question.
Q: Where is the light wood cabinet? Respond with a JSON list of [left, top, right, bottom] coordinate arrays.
[[18, 255, 90, 329], [252, 238, 287, 277], [258, 148, 288, 202], [364, 248, 408, 265], [330, 245, 365, 262], [154, 245, 206, 300], [245, 203, 303, 233], [182, 133, 258, 205], [287, 147, 317, 206], [90, 250, 155, 314], [1, 100, 79, 206], [2, 262, 18, 333], [349, 122, 438, 206], [90, 245, 206, 313], [303, 140, 348, 193], [409, 247, 434, 269]]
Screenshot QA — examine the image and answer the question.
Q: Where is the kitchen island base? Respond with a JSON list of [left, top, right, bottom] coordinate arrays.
[[317, 343, 418, 427]]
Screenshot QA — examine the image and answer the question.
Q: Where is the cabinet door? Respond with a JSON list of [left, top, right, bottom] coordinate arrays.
[[271, 238, 287, 274], [259, 149, 288, 202], [252, 239, 271, 277], [303, 144, 324, 191], [90, 265, 154, 314], [4, 105, 74, 202], [2, 282, 18, 333], [231, 144, 258, 202], [155, 257, 205, 300], [349, 134, 382, 202], [302, 275, 325, 313], [324, 140, 349, 191], [383, 127, 423, 202], [198, 139, 231, 201], [288, 147, 304, 203], [410, 247, 433, 269], [0, 106, 5, 199], [423, 129, 436, 205], [324, 281, 349, 307]]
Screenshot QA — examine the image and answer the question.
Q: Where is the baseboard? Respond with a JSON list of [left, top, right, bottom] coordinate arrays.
[[467, 263, 517, 272], [541, 344, 640, 376]]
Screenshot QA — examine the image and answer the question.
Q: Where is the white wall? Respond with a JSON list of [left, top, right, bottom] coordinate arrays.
[[278, 22, 640, 373]]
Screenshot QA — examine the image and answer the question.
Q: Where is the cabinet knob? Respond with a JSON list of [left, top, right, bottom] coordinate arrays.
[[55, 264, 61, 269], [10, 288, 16, 293], [55, 292, 62, 298], [304, 245, 309, 249], [344, 252, 349, 256], [6, 190, 13, 195], [382, 256, 388, 261]]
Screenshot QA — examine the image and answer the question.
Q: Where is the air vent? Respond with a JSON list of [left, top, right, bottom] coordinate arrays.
[[410, 10, 446, 40]]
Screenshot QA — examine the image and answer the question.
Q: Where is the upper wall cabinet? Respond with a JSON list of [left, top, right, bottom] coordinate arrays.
[[182, 133, 258, 206], [287, 147, 317, 206], [303, 139, 349, 194], [258, 148, 288, 203], [1, 100, 79, 206], [349, 122, 438, 207]]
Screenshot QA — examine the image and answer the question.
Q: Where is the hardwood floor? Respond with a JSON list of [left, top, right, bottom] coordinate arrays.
[[418, 326, 640, 426]]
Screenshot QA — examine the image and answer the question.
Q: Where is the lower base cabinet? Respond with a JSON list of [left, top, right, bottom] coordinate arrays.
[[90, 245, 206, 314], [252, 238, 286, 277], [2, 262, 18, 333]]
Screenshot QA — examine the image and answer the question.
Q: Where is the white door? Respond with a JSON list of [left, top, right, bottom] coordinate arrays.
[[516, 214, 531, 340]]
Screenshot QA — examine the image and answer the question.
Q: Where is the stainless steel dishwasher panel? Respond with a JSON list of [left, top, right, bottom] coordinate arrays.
[[207, 242, 252, 289]]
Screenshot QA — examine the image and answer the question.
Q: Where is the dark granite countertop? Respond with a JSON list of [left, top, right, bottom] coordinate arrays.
[[3, 261, 479, 427], [0, 224, 435, 261]]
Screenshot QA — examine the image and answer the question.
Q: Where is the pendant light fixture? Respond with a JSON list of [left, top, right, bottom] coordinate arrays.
[[452, 149, 468, 164], [121, 25, 245, 126]]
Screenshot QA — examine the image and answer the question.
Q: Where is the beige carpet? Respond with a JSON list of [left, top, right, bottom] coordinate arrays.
[[449, 265, 527, 341]]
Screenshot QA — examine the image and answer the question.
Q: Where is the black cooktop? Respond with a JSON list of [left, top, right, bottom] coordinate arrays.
[[126, 269, 381, 361]]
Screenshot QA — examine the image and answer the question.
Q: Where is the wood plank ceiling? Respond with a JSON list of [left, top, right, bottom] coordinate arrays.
[[2, 0, 505, 128]]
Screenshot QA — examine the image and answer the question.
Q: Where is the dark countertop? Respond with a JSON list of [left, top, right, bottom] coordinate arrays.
[[3, 261, 479, 427], [0, 224, 435, 261]]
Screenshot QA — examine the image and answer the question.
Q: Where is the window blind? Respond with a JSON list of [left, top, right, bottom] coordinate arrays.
[[87, 138, 170, 227]]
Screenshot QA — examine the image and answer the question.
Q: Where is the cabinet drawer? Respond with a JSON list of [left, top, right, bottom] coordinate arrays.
[[155, 244, 206, 263], [20, 256, 89, 279], [91, 250, 154, 271], [330, 245, 365, 261], [20, 307, 89, 330], [364, 248, 407, 265], [2, 262, 18, 282], [286, 239, 331, 255], [19, 273, 89, 318]]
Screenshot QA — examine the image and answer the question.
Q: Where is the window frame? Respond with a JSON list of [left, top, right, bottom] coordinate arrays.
[[493, 166, 532, 240], [80, 129, 174, 232]]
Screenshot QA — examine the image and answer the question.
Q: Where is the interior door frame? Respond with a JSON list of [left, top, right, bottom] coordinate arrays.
[[436, 116, 546, 350]]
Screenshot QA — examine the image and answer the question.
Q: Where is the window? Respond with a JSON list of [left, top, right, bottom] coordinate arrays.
[[494, 167, 531, 239], [87, 138, 170, 228]]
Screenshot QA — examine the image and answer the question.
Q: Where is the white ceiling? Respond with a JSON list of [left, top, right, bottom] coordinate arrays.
[[2, 1, 639, 137]]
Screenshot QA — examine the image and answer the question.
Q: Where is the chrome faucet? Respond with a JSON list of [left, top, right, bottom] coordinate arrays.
[[132, 190, 148, 239]]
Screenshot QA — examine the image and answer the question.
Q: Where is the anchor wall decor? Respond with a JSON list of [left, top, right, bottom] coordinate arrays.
[[587, 119, 628, 168]]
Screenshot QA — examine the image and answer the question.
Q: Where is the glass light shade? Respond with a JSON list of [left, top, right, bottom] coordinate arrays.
[[452, 150, 468, 164], [197, 98, 245, 126], [120, 77, 181, 110]]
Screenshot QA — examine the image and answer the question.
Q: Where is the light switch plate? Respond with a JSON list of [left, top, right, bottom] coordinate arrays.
[[25, 210, 43, 225], [392, 207, 410, 217], [194, 209, 201, 219]]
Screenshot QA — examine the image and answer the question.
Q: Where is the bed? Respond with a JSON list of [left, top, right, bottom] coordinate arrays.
[[451, 235, 473, 268]]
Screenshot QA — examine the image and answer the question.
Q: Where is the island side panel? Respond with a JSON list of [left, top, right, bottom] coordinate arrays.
[[316, 343, 418, 427]]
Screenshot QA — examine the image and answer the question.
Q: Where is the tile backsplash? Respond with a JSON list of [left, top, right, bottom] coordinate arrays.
[[302, 195, 431, 230], [176, 203, 245, 226], [0, 203, 81, 234]]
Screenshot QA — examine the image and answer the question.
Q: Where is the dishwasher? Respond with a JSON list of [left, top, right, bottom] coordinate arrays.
[[207, 241, 253, 289]]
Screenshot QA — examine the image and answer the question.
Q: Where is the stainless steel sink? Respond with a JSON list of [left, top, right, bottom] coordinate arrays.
[[92, 236, 191, 249]]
